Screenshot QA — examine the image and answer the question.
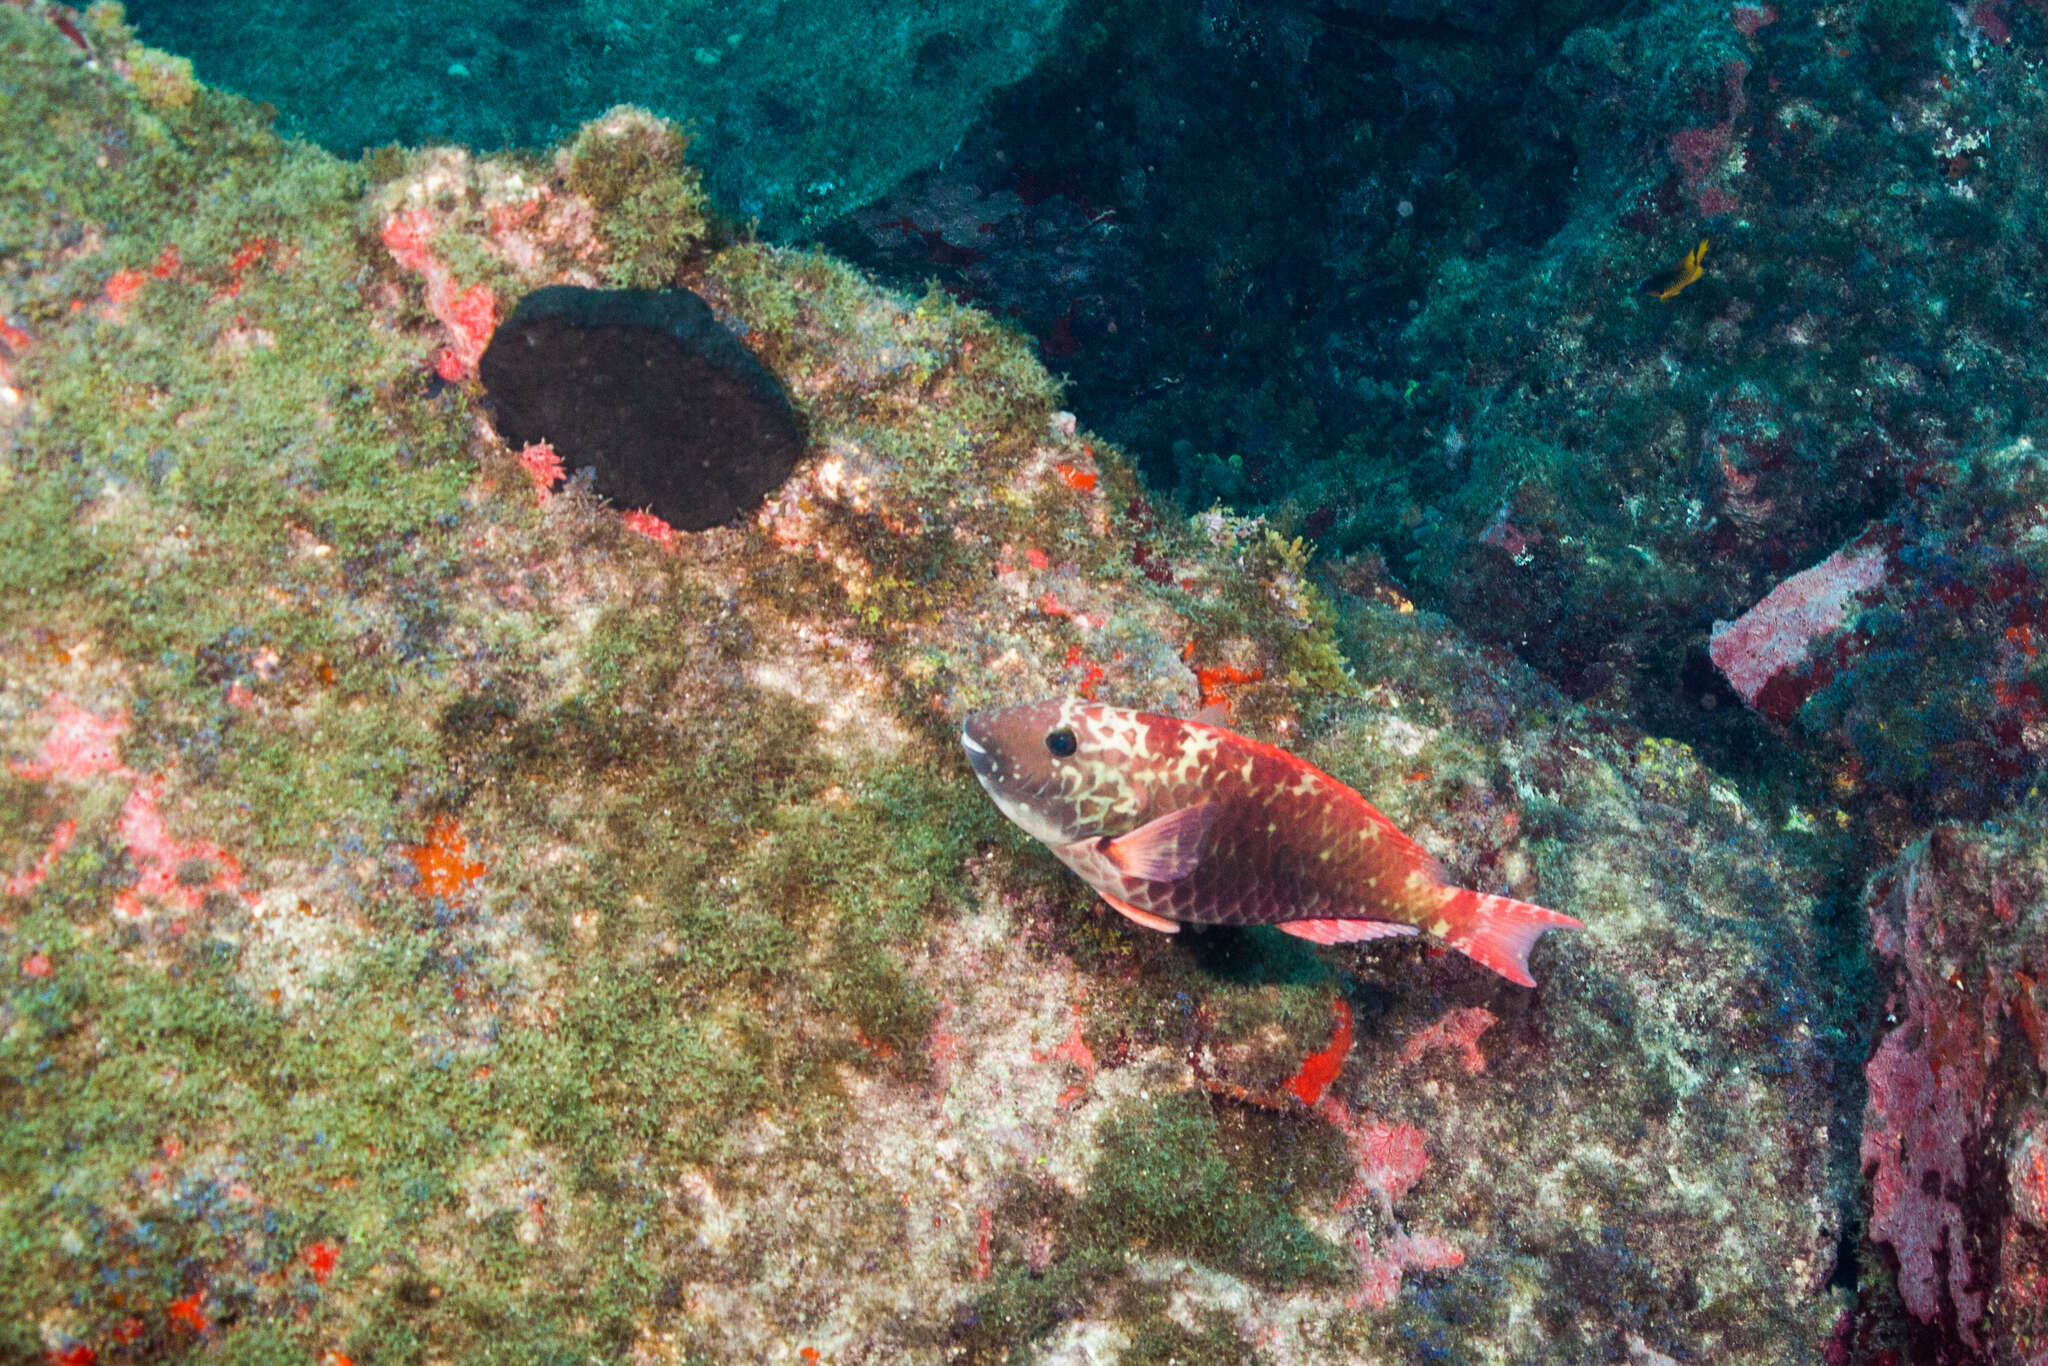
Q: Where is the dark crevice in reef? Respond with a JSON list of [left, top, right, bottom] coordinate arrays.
[[821, 0, 1585, 511]]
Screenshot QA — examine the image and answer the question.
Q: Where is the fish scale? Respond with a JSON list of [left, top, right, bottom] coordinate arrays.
[[1051, 711, 1441, 929], [962, 698, 1582, 986]]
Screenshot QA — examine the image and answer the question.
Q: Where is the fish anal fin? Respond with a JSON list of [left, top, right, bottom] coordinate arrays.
[[1101, 804, 1218, 882], [1277, 918, 1421, 946], [1437, 889, 1583, 987], [1101, 892, 1180, 934]]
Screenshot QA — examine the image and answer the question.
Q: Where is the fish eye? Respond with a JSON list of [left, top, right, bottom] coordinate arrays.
[[1045, 728, 1078, 758]]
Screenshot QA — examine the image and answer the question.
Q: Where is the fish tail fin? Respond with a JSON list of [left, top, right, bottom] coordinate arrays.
[[1435, 888, 1582, 987]]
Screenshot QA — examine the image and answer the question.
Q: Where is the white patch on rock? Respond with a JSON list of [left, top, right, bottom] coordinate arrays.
[[459, 1132, 561, 1246]]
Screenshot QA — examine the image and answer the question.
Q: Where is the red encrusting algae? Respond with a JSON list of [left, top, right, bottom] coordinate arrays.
[[974, 1207, 994, 1280], [1032, 997, 1097, 1108], [303, 1240, 341, 1286], [622, 509, 682, 552], [1283, 997, 1353, 1105]]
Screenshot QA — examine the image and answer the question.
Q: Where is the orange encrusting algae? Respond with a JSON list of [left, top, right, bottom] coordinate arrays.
[[166, 1291, 207, 1332], [405, 815, 486, 899]]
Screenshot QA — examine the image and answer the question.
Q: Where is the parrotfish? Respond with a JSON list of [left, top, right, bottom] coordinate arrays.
[[961, 699, 1581, 986]]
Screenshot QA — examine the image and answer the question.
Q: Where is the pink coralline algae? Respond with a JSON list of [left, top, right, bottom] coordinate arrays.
[[1969, 0, 2014, 44], [1313, 1097, 1464, 1307], [1665, 62, 1750, 215], [1318, 1099, 1430, 1216], [113, 775, 248, 918], [1730, 3, 1778, 35], [1861, 967, 1992, 1347], [1349, 1229, 1466, 1310], [1398, 1006, 1499, 1075], [1858, 828, 2048, 1354], [517, 441, 567, 501], [2011, 1119, 2048, 1230], [381, 208, 499, 381], [6, 697, 131, 782], [7, 696, 250, 920], [1710, 540, 1886, 723], [5, 818, 76, 896]]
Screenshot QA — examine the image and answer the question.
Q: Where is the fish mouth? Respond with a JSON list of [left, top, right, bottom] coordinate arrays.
[[960, 722, 994, 778]]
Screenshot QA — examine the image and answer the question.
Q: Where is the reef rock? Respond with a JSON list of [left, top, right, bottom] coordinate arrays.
[[1709, 437, 2048, 822], [1848, 812, 2048, 1362], [0, 12, 1840, 1363]]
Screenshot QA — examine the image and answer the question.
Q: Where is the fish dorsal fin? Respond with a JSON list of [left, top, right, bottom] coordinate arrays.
[[1189, 702, 1232, 727], [1278, 918, 1421, 945], [1100, 804, 1219, 882]]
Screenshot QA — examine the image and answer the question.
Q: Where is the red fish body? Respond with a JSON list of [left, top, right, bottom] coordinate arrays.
[[961, 699, 1580, 986]]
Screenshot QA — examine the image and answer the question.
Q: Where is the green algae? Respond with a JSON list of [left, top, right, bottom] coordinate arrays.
[[957, 1092, 1347, 1361], [1117, 1291, 1256, 1366], [1089, 1093, 1347, 1283], [562, 108, 714, 290], [0, 18, 999, 1354]]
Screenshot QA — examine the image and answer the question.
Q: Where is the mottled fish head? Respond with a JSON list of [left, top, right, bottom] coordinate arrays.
[[961, 698, 1150, 848]]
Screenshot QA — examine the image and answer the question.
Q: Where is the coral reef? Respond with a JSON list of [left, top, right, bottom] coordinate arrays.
[[0, 9, 1847, 1361], [1350, 0, 2048, 747]]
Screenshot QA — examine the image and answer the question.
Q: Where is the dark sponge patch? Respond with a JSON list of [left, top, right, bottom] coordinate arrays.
[[480, 286, 804, 532]]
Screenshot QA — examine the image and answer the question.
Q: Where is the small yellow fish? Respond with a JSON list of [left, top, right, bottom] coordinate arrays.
[[1638, 238, 1709, 301]]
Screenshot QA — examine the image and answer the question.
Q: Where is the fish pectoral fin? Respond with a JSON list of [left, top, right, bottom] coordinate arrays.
[[1100, 892, 1180, 934], [1277, 918, 1421, 946], [1099, 803, 1218, 882]]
